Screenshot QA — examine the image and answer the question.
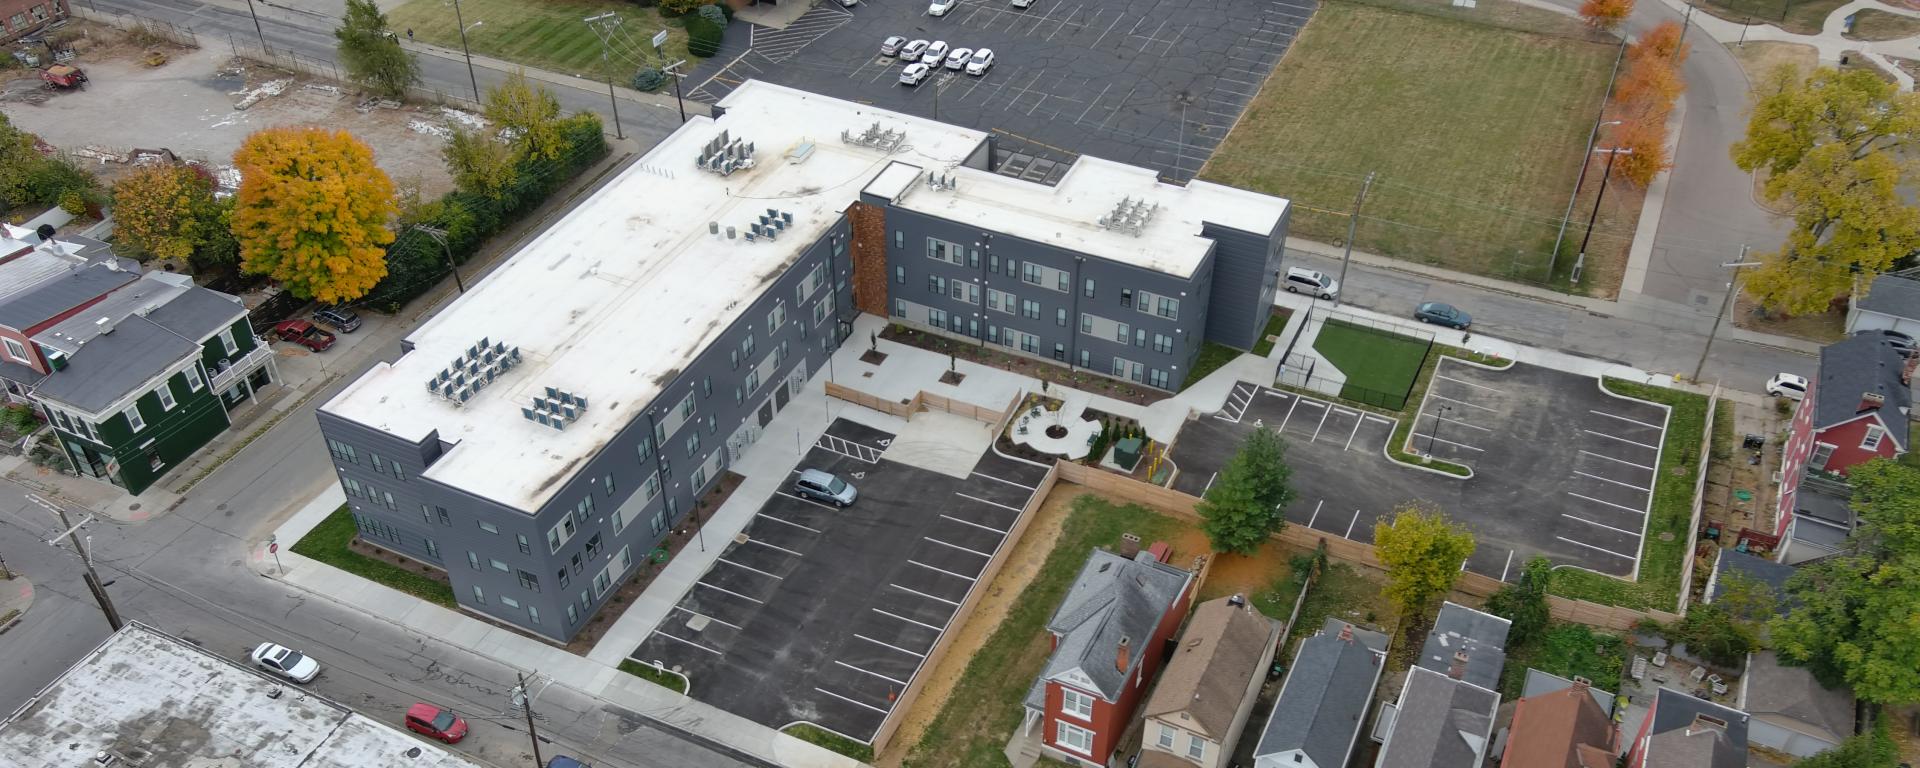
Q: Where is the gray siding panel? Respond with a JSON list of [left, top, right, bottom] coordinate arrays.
[[1202, 213, 1287, 351]]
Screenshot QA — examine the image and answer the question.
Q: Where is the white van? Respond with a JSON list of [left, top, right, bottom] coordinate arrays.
[[1284, 267, 1339, 300]]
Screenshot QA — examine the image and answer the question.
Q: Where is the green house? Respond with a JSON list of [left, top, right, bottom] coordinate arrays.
[[29, 273, 277, 495]]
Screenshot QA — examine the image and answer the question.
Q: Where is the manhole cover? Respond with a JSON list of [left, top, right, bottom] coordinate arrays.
[[127, 503, 141, 511]]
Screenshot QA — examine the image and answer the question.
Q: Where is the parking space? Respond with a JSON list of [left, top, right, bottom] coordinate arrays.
[[630, 418, 1045, 742], [1168, 361, 1671, 582], [687, 0, 1318, 183]]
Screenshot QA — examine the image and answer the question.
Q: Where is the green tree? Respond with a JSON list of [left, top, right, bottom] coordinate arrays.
[[231, 127, 396, 303], [485, 71, 564, 163], [110, 164, 231, 263], [1373, 503, 1476, 618], [441, 126, 519, 199], [1671, 603, 1756, 667], [1793, 718, 1899, 768], [1195, 429, 1294, 555], [1483, 556, 1550, 647], [1732, 66, 1920, 314], [0, 113, 46, 207], [1771, 459, 1920, 704], [335, 0, 419, 100]]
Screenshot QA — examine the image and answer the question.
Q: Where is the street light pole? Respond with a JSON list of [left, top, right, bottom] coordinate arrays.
[[1550, 36, 1628, 275], [29, 494, 122, 631], [1693, 248, 1761, 382], [450, 0, 482, 103], [664, 59, 690, 124], [413, 226, 467, 293], [1572, 147, 1631, 285], [584, 13, 626, 140], [1334, 171, 1376, 309], [1426, 405, 1451, 456], [242, 0, 269, 53]]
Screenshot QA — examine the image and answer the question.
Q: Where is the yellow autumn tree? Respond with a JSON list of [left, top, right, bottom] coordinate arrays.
[[231, 127, 396, 303], [111, 164, 228, 263]]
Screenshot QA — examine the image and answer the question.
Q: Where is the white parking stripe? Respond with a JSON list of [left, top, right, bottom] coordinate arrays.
[[1312, 406, 1331, 441], [836, 660, 911, 687], [924, 537, 993, 558], [1567, 491, 1647, 515], [1365, 415, 1393, 425], [757, 512, 822, 534], [955, 491, 1023, 514], [970, 472, 1037, 491], [892, 583, 963, 607], [1424, 413, 1492, 432], [873, 607, 945, 633], [651, 630, 723, 656], [1345, 416, 1364, 451], [717, 558, 783, 579], [1202, 471, 1218, 495], [854, 633, 927, 658], [814, 686, 891, 715], [1584, 429, 1659, 451], [1557, 536, 1638, 560], [1575, 470, 1652, 492], [909, 560, 979, 582], [1562, 514, 1644, 538], [1500, 550, 1515, 582], [672, 606, 743, 630], [941, 513, 1008, 535], [1590, 409, 1665, 430], [1308, 499, 1323, 528], [1426, 392, 1500, 411], [1580, 449, 1654, 471], [745, 538, 804, 557], [1281, 394, 1301, 431], [1434, 374, 1505, 393], [1418, 434, 1485, 452], [1345, 510, 1361, 538], [776, 491, 841, 512], [696, 581, 766, 604]]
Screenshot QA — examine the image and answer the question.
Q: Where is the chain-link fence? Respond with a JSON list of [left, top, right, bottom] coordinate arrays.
[[1273, 308, 1434, 411], [70, 5, 198, 48]]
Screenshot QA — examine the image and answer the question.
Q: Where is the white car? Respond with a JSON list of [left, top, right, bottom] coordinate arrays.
[[900, 39, 930, 61], [1766, 372, 1809, 401], [880, 35, 907, 56], [944, 47, 973, 70], [1012, 0, 1035, 7], [921, 40, 950, 66], [964, 48, 994, 75], [929, 0, 959, 15], [250, 642, 320, 683], [900, 62, 933, 86]]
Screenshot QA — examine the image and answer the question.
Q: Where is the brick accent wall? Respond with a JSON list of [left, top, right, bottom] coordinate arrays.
[[846, 201, 888, 317]]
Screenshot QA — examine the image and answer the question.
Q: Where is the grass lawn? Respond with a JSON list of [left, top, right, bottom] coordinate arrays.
[[290, 506, 458, 608], [1184, 341, 1246, 389], [1251, 308, 1294, 357], [1498, 622, 1626, 701], [616, 659, 687, 694], [386, 0, 691, 82], [902, 494, 1189, 768], [1202, 2, 1617, 284], [784, 724, 874, 763], [1694, 0, 1850, 34], [1312, 319, 1429, 409], [1846, 8, 1920, 40], [1547, 380, 1710, 611]]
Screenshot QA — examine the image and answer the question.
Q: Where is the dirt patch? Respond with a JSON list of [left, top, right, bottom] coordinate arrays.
[[873, 481, 1090, 768], [1731, 292, 1846, 343], [1729, 41, 1821, 85]]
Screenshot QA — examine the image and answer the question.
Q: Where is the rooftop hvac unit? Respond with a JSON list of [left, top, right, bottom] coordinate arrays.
[[535, 411, 551, 426], [745, 232, 757, 243], [551, 418, 566, 432], [781, 211, 793, 225], [534, 396, 547, 411], [562, 404, 577, 420], [575, 396, 589, 409], [751, 223, 764, 238], [767, 208, 779, 219], [710, 221, 720, 235], [456, 387, 472, 403], [522, 407, 536, 421], [545, 386, 560, 401]]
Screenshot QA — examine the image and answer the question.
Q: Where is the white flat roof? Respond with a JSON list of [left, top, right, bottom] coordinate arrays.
[[322, 80, 1287, 510], [0, 623, 478, 768]]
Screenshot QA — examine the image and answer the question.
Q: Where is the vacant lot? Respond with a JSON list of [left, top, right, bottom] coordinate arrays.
[[1203, 2, 1617, 285], [387, 0, 689, 80]]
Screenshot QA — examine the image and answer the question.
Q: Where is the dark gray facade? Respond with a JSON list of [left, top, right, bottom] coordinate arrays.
[[318, 222, 853, 643]]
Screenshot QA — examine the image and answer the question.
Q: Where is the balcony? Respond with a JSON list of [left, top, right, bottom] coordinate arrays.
[[210, 342, 272, 392]]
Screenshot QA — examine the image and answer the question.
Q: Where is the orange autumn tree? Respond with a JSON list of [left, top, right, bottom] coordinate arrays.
[[1612, 119, 1672, 187], [1579, 0, 1633, 32], [1629, 20, 1690, 65], [231, 127, 396, 303], [1604, 21, 1690, 189]]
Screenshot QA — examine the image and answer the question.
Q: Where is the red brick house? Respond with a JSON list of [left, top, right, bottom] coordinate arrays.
[[0, 239, 136, 396], [1774, 334, 1910, 547], [0, 0, 68, 43], [1020, 544, 1195, 766]]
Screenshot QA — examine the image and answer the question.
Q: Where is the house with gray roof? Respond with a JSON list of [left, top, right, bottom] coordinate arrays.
[[1738, 651, 1855, 758], [1373, 603, 1508, 768], [1019, 546, 1194, 766], [1626, 687, 1749, 768], [27, 271, 276, 495], [1417, 602, 1509, 691], [1706, 549, 1798, 614], [1847, 273, 1920, 337], [1252, 618, 1389, 768]]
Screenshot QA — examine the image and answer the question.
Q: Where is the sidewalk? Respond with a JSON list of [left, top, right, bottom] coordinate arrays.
[[397, 39, 714, 120], [1659, 0, 1920, 87], [0, 574, 32, 631]]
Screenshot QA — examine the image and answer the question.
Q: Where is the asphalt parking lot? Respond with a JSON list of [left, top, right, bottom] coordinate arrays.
[[629, 418, 1049, 742], [688, 0, 1318, 182], [1168, 362, 1670, 581]]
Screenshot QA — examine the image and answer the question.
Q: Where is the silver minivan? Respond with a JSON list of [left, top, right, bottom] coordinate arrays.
[[794, 469, 858, 507], [1283, 267, 1339, 300]]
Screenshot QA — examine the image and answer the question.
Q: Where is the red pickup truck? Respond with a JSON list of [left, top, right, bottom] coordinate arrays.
[[272, 320, 335, 352]]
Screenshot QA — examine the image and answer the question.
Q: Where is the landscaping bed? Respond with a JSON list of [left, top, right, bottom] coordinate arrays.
[[1182, 341, 1246, 389], [784, 724, 874, 763], [292, 505, 458, 608], [881, 323, 1169, 405], [617, 659, 688, 694], [1498, 622, 1625, 700], [1251, 307, 1294, 357]]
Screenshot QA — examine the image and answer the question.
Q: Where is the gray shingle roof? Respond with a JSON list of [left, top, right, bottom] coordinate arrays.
[[30, 315, 197, 412], [1812, 334, 1911, 447], [1643, 688, 1749, 768], [144, 286, 244, 341], [1709, 549, 1797, 615], [34, 272, 192, 355], [1741, 651, 1854, 745], [1857, 274, 1920, 319], [1039, 549, 1191, 701], [1252, 618, 1388, 768], [1376, 665, 1501, 768], [0, 263, 137, 330], [1417, 602, 1510, 691]]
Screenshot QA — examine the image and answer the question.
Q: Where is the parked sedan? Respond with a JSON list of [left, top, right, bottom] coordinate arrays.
[[964, 48, 994, 75], [921, 40, 950, 65], [943, 47, 973, 70], [880, 35, 907, 56], [404, 703, 469, 744], [929, 0, 960, 15], [314, 306, 361, 333], [1766, 372, 1809, 400], [1012, 0, 1035, 7], [899, 62, 933, 85], [1413, 301, 1472, 330], [900, 39, 930, 62], [250, 642, 320, 683]]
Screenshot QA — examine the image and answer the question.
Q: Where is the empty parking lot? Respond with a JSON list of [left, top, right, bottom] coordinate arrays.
[[689, 0, 1317, 182], [1169, 361, 1670, 581], [630, 418, 1048, 741]]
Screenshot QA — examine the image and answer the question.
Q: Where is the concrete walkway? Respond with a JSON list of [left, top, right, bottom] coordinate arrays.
[[1666, 0, 1920, 88]]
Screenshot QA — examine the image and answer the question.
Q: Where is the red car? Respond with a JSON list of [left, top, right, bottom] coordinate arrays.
[[271, 319, 336, 352], [404, 702, 469, 743]]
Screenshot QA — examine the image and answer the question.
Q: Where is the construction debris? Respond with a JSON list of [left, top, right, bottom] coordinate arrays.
[[438, 106, 487, 130], [231, 78, 289, 110], [407, 119, 452, 139]]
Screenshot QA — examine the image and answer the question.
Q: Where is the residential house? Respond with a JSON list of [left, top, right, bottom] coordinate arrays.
[[1373, 603, 1509, 768], [1139, 595, 1282, 768], [1519, 669, 1615, 715], [30, 272, 275, 494], [1624, 687, 1750, 768], [1019, 547, 1195, 766], [1416, 602, 1510, 691], [1774, 334, 1910, 551], [1251, 618, 1390, 768], [1499, 673, 1617, 767], [1846, 273, 1920, 337], [0, 0, 67, 44], [1705, 548, 1797, 610], [1738, 651, 1855, 758], [0, 241, 138, 395], [320, 80, 1287, 642]]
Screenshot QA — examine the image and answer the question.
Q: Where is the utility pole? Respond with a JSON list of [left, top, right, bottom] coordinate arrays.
[[1572, 147, 1631, 285], [451, 0, 482, 103], [583, 13, 626, 140], [414, 225, 467, 293], [242, 0, 268, 53], [1694, 248, 1762, 382], [663, 59, 690, 124], [1334, 171, 1375, 309], [512, 671, 544, 768], [1551, 37, 1628, 276], [1678, 2, 1696, 46], [29, 494, 121, 631]]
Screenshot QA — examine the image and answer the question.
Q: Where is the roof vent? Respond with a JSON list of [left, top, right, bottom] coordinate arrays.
[[696, 129, 756, 177], [841, 121, 905, 153]]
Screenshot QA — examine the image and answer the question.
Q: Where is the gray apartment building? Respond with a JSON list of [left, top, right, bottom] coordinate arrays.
[[317, 81, 1289, 641]]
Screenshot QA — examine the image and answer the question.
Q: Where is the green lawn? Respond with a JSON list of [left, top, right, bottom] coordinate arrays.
[[1498, 622, 1625, 701], [902, 495, 1188, 768], [386, 0, 690, 81], [1202, 2, 1617, 284], [1312, 319, 1430, 409], [290, 506, 458, 608], [1184, 341, 1246, 389], [1694, 0, 1850, 34], [1251, 308, 1294, 357], [617, 659, 687, 694], [1547, 381, 1710, 611], [1847, 8, 1920, 41], [783, 724, 874, 763]]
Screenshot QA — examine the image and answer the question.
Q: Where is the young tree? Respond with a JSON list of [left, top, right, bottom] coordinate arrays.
[[335, 0, 419, 101], [1483, 556, 1551, 647], [485, 71, 564, 163], [1578, 0, 1632, 32], [1196, 429, 1295, 555], [1614, 59, 1684, 121], [1793, 719, 1899, 768], [441, 126, 519, 199], [1612, 118, 1673, 188], [231, 127, 397, 303], [1771, 460, 1920, 703], [1628, 20, 1690, 65], [1373, 503, 1476, 618], [110, 165, 230, 263]]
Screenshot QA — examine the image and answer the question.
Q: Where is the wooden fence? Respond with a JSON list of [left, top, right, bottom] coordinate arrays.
[[822, 381, 1018, 427]]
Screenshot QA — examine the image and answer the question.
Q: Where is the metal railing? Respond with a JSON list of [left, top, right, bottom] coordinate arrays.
[[210, 343, 273, 393]]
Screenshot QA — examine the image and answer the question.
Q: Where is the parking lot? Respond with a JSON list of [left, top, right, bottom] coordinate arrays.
[[1169, 362, 1670, 581], [629, 418, 1048, 742], [688, 0, 1318, 182]]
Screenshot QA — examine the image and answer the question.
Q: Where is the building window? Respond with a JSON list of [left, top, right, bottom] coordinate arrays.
[[1863, 425, 1887, 451], [767, 300, 787, 331], [1149, 369, 1170, 389], [1056, 722, 1095, 756], [692, 464, 709, 490], [1153, 333, 1173, 354], [1021, 299, 1040, 320], [490, 558, 511, 573], [1053, 343, 1066, 362], [1061, 688, 1094, 719], [1116, 323, 1130, 344], [926, 237, 966, 265], [479, 521, 499, 534], [894, 230, 904, 249], [558, 568, 570, 589], [1080, 314, 1093, 334], [1809, 442, 1837, 470], [928, 308, 948, 330], [603, 473, 615, 496], [156, 382, 177, 411], [685, 432, 701, 458], [219, 328, 238, 355], [1083, 278, 1095, 298], [1120, 288, 1133, 308], [565, 603, 578, 625], [517, 534, 531, 554], [1159, 296, 1180, 320], [928, 275, 947, 296], [0, 337, 24, 362], [990, 253, 1000, 273], [1022, 262, 1044, 286], [968, 248, 980, 268], [1136, 328, 1147, 348], [185, 364, 205, 392], [517, 569, 540, 591], [123, 404, 145, 433], [746, 369, 761, 393], [677, 391, 697, 420], [1056, 308, 1067, 327], [436, 507, 450, 525], [500, 595, 520, 609], [1186, 734, 1205, 760], [471, 586, 486, 605], [895, 265, 905, 285], [424, 538, 440, 559], [327, 438, 358, 463], [1079, 349, 1090, 367], [467, 551, 480, 570], [528, 606, 541, 624], [1156, 725, 1175, 750]]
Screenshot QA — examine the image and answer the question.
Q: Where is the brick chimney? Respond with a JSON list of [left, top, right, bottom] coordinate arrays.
[[1687, 714, 1728, 737], [1338, 623, 1354, 644], [1447, 650, 1470, 680], [1116, 636, 1131, 673], [1861, 392, 1886, 412], [1571, 676, 1591, 693]]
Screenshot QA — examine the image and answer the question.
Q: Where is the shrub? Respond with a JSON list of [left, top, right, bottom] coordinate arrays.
[[686, 15, 724, 57], [631, 67, 667, 92], [696, 2, 726, 25], [658, 0, 713, 16]]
